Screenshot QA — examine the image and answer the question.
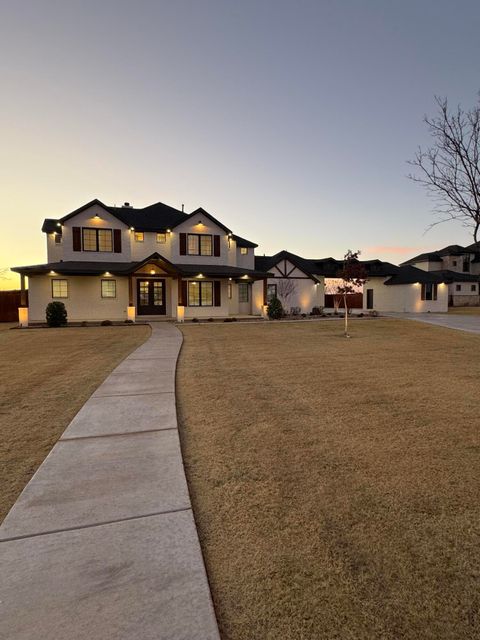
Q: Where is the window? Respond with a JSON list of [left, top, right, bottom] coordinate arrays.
[[228, 283, 232, 299], [471, 284, 477, 292], [187, 234, 212, 256], [156, 232, 167, 244], [54, 234, 62, 244], [82, 228, 113, 252], [238, 282, 249, 303], [266, 283, 277, 302], [101, 279, 116, 298], [240, 247, 248, 255], [421, 283, 437, 301], [456, 284, 462, 292], [52, 279, 68, 298], [452, 260, 457, 267], [463, 259, 470, 272], [188, 281, 213, 306], [134, 232, 144, 242]]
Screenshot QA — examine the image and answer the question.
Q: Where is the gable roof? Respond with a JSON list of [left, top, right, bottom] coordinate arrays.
[[401, 243, 480, 266], [41, 199, 258, 246], [384, 266, 442, 285], [254, 250, 322, 281]]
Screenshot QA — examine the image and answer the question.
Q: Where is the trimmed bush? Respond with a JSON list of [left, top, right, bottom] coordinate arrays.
[[267, 297, 283, 320], [46, 301, 67, 327], [101, 319, 113, 326]]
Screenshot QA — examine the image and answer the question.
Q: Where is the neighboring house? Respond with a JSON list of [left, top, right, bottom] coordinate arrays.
[[12, 199, 271, 323], [401, 243, 480, 306]]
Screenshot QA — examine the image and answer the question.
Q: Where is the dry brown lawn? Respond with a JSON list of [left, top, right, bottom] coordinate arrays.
[[448, 306, 480, 314], [0, 324, 149, 522], [177, 319, 480, 640]]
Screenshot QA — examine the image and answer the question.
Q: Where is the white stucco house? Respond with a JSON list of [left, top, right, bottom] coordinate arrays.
[[14, 199, 469, 323], [400, 244, 480, 307], [13, 199, 272, 323]]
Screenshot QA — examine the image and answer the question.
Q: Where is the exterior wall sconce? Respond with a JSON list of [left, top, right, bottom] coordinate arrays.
[[104, 272, 111, 276], [197, 273, 204, 278], [130, 227, 135, 231], [166, 228, 171, 233], [56, 222, 62, 227], [94, 214, 100, 219], [150, 269, 155, 275]]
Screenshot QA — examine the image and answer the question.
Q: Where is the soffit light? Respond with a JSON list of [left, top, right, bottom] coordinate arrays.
[[197, 273, 204, 278], [56, 222, 61, 227], [49, 270, 56, 275], [130, 227, 135, 231], [104, 272, 111, 276], [150, 269, 155, 275], [166, 228, 171, 233]]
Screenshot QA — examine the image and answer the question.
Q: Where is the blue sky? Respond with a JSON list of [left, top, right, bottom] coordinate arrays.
[[1, 0, 480, 287]]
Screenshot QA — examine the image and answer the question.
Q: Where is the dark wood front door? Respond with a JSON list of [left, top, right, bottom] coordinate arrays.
[[137, 279, 166, 315]]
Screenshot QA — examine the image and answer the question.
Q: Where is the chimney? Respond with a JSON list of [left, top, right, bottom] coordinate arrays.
[[181, 204, 184, 212], [122, 202, 133, 208]]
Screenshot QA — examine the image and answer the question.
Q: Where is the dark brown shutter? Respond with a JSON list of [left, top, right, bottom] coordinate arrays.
[[113, 229, 122, 253], [421, 284, 425, 301], [434, 284, 438, 301], [179, 233, 187, 255], [72, 227, 81, 251], [181, 281, 188, 306], [214, 280, 221, 306], [213, 235, 220, 257]]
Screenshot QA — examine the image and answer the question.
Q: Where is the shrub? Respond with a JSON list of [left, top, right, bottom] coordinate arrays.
[[207, 317, 214, 322], [101, 319, 113, 326], [368, 310, 378, 317], [124, 319, 133, 324], [267, 297, 283, 320], [301, 313, 307, 318], [192, 317, 199, 323], [311, 306, 323, 316], [46, 301, 67, 327], [231, 317, 238, 322]]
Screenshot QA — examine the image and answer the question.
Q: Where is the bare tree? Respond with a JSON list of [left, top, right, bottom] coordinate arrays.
[[276, 278, 297, 312], [337, 250, 367, 337], [408, 95, 480, 242]]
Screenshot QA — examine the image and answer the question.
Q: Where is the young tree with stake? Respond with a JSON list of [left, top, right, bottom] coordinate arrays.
[[337, 250, 367, 337]]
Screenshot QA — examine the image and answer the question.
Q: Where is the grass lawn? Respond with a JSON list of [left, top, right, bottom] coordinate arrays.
[[177, 319, 480, 640], [0, 324, 150, 523], [448, 306, 480, 314]]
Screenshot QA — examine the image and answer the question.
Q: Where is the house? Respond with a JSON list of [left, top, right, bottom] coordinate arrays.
[[254, 251, 449, 313], [401, 243, 480, 306], [12, 199, 272, 324]]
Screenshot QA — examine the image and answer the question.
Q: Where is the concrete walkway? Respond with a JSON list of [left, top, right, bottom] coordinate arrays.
[[0, 324, 220, 640], [386, 312, 480, 334]]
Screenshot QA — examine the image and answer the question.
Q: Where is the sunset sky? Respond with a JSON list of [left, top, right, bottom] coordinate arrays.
[[2, 0, 480, 289]]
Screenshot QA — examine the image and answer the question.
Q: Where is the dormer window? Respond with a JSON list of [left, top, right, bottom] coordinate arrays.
[[187, 234, 213, 256], [82, 228, 113, 252], [240, 247, 248, 255], [134, 232, 144, 242]]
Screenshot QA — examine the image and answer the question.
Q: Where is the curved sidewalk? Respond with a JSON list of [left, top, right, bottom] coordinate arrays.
[[0, 323, 220, 640]]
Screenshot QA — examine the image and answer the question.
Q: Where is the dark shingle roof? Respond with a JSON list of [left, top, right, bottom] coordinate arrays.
[[384, 266, 442, 285], [434, 270, 480, 283], [232, 234, 258, 248]]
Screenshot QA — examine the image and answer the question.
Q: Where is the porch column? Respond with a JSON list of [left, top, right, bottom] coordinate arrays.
[[127, 274, 136, 322], [18, 274, 29, 327]]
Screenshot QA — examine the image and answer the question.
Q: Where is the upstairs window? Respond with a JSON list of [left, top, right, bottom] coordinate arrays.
[[134, 232, 144, 242], [456, 284, 462, 292], [463, 259, 470, 272], [156, 233, 167, 244], [52, 279, 68, 298], [471, 284, 477, 292], [187, 234, 212, 256], [82, 228, 113, 252], [452, 260, 457, 267], [240, 247, 248, 255], [421, 283, 437, 301]]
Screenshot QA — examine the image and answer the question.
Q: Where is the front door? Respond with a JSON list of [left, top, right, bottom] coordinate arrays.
[[137, 279, 166, 315]]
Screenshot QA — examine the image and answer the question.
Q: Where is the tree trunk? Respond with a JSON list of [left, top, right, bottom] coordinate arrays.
[[344, 293, 349, 336]]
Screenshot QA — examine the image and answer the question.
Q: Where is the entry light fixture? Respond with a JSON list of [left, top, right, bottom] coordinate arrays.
[[228, 277, 232, 281], [228, 232, 232, 237], [49, 270, 56, 275], [130, 226, 135, 231], [56, 222, 61, 227], [94, 214, 100, 219], [166, 228, 171, 233]]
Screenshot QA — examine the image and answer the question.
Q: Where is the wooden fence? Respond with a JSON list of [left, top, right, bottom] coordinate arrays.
[[0, 290, 28, 322], [324, 292, 364, 309]]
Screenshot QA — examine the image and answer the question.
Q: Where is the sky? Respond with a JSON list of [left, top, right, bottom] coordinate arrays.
[[1, 0, 480, 289]]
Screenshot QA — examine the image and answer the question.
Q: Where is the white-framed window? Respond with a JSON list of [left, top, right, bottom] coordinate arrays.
[[101, 279, 116, 298], [134, 231, 144, 242], [240, 247, 248, 255], [266, 283, 277, 302], [156, 232, 167, 244], [52, 279, 68, 298], [238, 282, 249, 303], [188, 281, 213, 306], [54, 234, 62, 244], [82, 228, 113, 252], [421, 283, 437, 301], [187, 234, 212, 256]]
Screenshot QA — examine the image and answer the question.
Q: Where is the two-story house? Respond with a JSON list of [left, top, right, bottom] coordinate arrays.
[[401, 243, 480, 306], [12, 199, 272, 323]]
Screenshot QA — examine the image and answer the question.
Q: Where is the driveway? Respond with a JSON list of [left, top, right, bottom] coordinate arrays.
[[386, 312, 480, 334]]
